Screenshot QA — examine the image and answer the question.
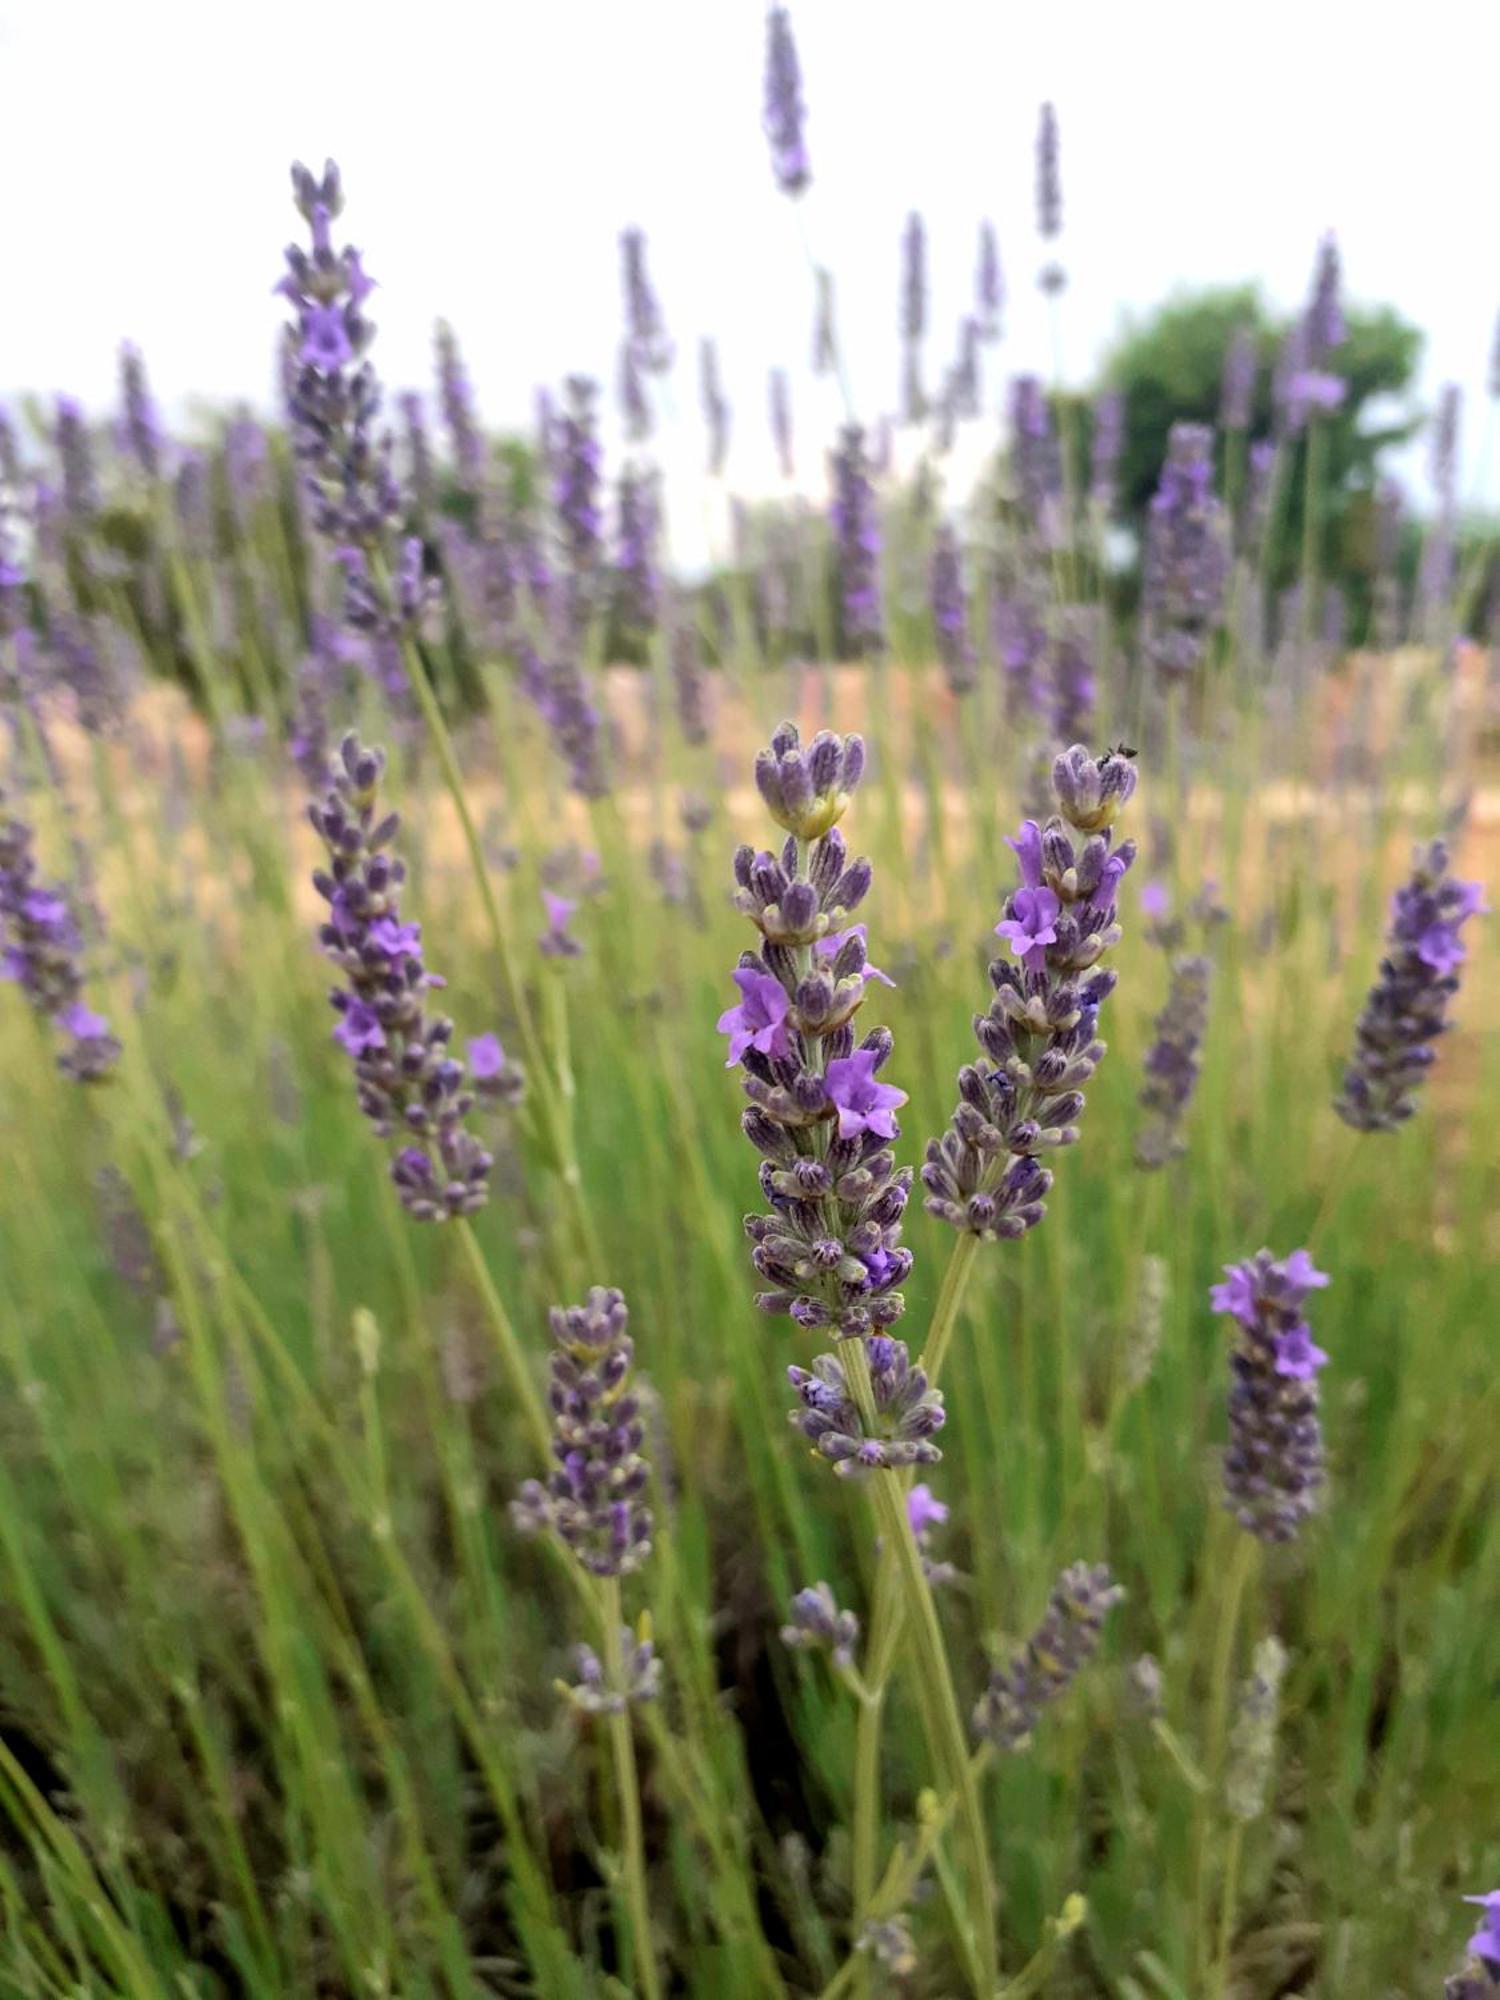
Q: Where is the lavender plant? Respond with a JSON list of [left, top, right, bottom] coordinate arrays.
[[0, 793, 120, 1081], [1210, 1249, 1329, 1543]]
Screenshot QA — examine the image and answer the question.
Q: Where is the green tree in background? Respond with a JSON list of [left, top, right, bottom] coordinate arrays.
[[1098, 285, 1424, 596]]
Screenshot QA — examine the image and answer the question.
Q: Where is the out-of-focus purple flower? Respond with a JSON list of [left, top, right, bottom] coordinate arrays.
[[670, 609, 710, 745], [908, 1482, 947, 1535], [1048, 603, 1097, 744], [1211, 1248, 1328, 1542], [467, 1030, 526, 1105], [0, 795, 120, 1083], [977, 220, 1004, 341], [830, 425, 884, 655], [512, 1287, 653, 1577], [769, 367, 794, 479], [930, 522, 976, 695], [54, 397, 99, 522], [434, 321, 485, 495], [781, 1582, 859, 1669], [521, 640, 610, 798], [923, 745, 1136, 1238], [1335, 837, 1484, 1131], [974, 1563, 1122, 1748], [398, 392, 434, 510], [1088, 389, 1124, 519], [118, 343, 164, 480], [620, 227, 672, 374], [1143, 422, 1229, 682], [700, 337, 730, 477], [539, 889, 583, 959], [719, 965, 792, 1066], [899, 211, 927, 422], [309, 734, 492, 1220], [991, 556, 1048, 719], [1221, 327, 1258, 432], [763, 5, 811, 195], [1306, 233, 1345, 362], [825, 1047, 907, 1140], [1135, 950, 1212, 1168], [612, 466, 660, 635], [1010, 376, 1062, 543], [553, 376, 604, 622], [618, 337, 651, 445], [1035, 102, 1065, 293]]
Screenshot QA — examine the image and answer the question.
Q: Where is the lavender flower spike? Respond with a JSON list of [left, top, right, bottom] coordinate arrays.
[[434, 320, 485, 495], [1221, 327, 1257, 432], [763, 5, 811, 195], [1035, 102, 1065, 294], [976, 220, 1004, 342], [923, 745, 1136, 1238], [0, 795, 121, 1083], [781, 1582, 860, 1669], [552, 375, 605, 620], [830, 425, 885, 655], [930, 522, 976, 695], [512, 1286, 653, 1578], [118, 343, 164, 480], [899, 211, 927, 422], [1335, 838, 1484, 1132], [309, 733, 492, 1220], [1211, 1249, 1329, 1542], [620, 227, 672, 374], [788, 1337, 943, 1474], [1142, 422, 1229, 682], [973, 1563, 1123, 1748]]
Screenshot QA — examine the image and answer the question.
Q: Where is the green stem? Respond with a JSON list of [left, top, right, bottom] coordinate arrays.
[[454, 1220, 551, 1463], [1212, 1821, 1244, 2000], [599, 1577, 662, 2000], [1193, 1531, 1258, 1980]]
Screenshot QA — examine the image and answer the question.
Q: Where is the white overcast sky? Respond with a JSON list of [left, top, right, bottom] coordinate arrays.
[[3, 0, 1498, 544]]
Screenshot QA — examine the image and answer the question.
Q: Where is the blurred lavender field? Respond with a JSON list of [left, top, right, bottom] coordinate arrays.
[[0, 12, 1498, 1999]]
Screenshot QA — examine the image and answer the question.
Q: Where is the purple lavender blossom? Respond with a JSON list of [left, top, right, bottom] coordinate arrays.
[[1142, 422, 1229, 682], [1010, 377, 1061, 544], [730, 722, 917, 1369], [620, 227, 672, 374], [118, 343, 164, 480], [974, 1564, 1122, 1748], [468, 1030, 526, 1106], [1211, 1248, 1329, 1541], [923, 746, 1136, 1237], [1221, 328, 1258, 432], [612, 466, 661, 635], [815, 923, 892, 988], [54, 397, 99, 522], [0, 795, 120, 1083], [1035, 102, 1065, 293], [830, 425, 884, 655], [899, 212, 927, 422], [991, 556, 1049, 719], [930, 522, 976, 694], [308, 733, 492, 1220], [1089, 390, 1125, 517], [434, 320, 485, 495], [1306, 233, 1345, 363], [769, 367, 794, 479], [1334, 838, 1484, 1131], [511, 1287, 653, 1578], [700, 338, 730, 477], [563, 1632, 662, 1715], [670, 611, 711, 745], [1465, 1893, 1500, 1972], [1135, 950, 1212, 1168], [552, 376, 605, 621], [763, 5, 811, 195], [788, 1336, 943, 1474], [521, 642, 610, 799], [539, 889, 583, 960], [781, 1582, 859, 1668], [1048, 604, 1097, 744], [278, 161, 413, 636], [398, 392, 435, 511], [976, 221, 1004, 341], [618, 338, 651, 446]]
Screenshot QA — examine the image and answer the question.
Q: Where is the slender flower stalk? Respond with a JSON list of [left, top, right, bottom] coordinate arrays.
[[1221, 328, 1257, 432], [1334, 838, 1484, 1131], [899, 212, 927, 422], [1210, 1249, 1329, 1543], [769, 367, 794, 479], [613, 467, 661, 636], [976, 221, 1004, 341], [700, 337, 730, 477]]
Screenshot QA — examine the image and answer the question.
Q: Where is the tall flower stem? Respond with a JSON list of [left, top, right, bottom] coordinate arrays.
[[850, 1230, 983, 1975], [1299, 416, 1327, 646], [1193, 1531, 1259, 1978], [598, 1576, 662, 2000], [1212, 1819, 1245, 2000], [843, 1340, 997, 1997], [453, 1220, 551, 1462]]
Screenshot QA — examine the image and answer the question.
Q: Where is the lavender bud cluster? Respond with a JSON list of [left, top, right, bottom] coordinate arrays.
[[1224, 1635, 1287, 1820], [923, 746, 1136, 1238], [0, 796, 120, 1082], [830, 426, 884, 655], [1210, 1249, 1329, 1543], [514, 1287, 653, 1577], [309, 734, 493, 1220], [552, 376, 605, 621], [117, 343, 164, 480], [762, 5, 811, 195], [1334, 839, 1484, 1132], [565, 1632, 662, 1715], [780, 1581, 860, 1669], [1009, 376, 1062, 545], [973, 1562, 1123, 1749], [976, 220, 1004, 341], [788, 1336, 943, 1475], [929, 522, 976, 695], [1035, 102, 1065, 293], [435, 320, 485, 496], [620, 228, 672, 375], [613, 466, 661, 636], [1142, 422, 1229, 681]]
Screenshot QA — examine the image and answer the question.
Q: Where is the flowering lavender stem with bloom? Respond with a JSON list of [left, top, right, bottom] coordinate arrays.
[[0, 792, 120, 1082], [762, 5, 810, 195], [929, 523, 975, 695], [1143, 422, 1230, 683], [721, 722, 996, 1993], [1334, 838, 1484, 1132], [512, 1288, 662, 2000], [830, 427, 884, 655], [1211, 1248, 1329, 1543]]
